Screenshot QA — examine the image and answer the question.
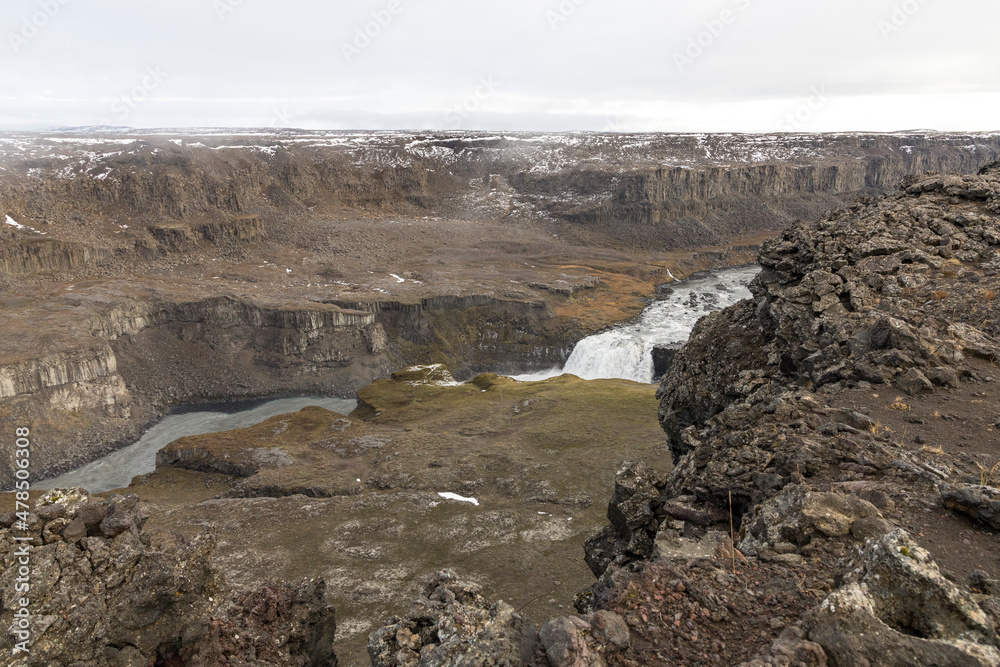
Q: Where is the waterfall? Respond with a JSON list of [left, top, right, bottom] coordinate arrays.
[[514, 266, 759, 383]]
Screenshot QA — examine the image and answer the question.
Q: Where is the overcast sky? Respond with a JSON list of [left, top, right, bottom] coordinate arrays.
[[1, 0, 997, 133]]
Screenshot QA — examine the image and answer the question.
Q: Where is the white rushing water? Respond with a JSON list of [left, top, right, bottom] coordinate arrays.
[[513, 265, 759, 383], [38, 396, 357, 493]]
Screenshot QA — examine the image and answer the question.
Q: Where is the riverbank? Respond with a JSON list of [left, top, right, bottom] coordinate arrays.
[[36, 396, 358, 493]]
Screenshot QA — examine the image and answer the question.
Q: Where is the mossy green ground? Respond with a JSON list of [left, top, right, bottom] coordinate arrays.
[[125, 368, 669, 664]]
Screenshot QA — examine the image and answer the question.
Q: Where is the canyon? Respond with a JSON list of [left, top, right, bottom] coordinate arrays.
[[3, 132, 1000, 665], [1, 129, 998, 488]]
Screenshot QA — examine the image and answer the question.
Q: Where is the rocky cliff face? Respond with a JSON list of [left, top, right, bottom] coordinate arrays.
[[328, 294, 576, 376], [2, 131, 998, 252], [0, 346, 120, 400], [0, 239, 114, 276], [0, 297, 391, 489]]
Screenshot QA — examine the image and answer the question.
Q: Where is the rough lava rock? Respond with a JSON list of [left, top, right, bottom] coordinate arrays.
[[804, 530, 1000, 666], [583, 462, 668, 578], [650, 344, 680, 381], [539, 609, 630, 667], [659, 162, 1000, 466], [0, 488, 338, 667], [740, 485, 892, 561], [943, 485, 1000, 530], [367, 569, 540, 666]]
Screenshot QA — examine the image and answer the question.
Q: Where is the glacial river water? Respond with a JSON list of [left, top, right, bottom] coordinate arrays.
[[38, 266, 757, 493], [37, 396, 357, 493]]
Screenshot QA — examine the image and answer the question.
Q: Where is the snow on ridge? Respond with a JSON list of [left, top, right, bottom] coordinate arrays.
[[4, 215, 47, 235], [44, 137, 137, 146]]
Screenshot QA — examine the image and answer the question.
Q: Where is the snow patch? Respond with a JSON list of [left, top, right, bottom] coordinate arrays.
[[4, 215, 47, 235], [437, 492, 480, 506], [402, 364, 464, 387]]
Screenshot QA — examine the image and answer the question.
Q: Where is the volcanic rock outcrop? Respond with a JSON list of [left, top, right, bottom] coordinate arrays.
[[367, 569, 540, 666], [367, 569, 632, 667], [0, 488, 338, 666], [660, 163, 1000, 462]]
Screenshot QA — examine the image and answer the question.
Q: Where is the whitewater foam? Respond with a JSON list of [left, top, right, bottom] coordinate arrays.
[[512, 266, 759, 383]]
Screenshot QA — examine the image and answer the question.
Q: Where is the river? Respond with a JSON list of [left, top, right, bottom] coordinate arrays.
[[38, 266, 756, 493], [37, 396, 358, 493]]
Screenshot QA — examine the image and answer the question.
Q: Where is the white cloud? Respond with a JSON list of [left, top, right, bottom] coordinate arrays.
[[0, 0, 997, 131]]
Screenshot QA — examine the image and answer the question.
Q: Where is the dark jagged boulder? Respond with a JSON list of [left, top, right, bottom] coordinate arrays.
[[583, 462, 668, 578], [656, 299, 771, 464], [943, 485, 1000, 530], [650, 344, 680, 381]]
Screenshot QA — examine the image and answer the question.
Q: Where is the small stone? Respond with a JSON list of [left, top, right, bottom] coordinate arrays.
[[62, 517, 87, 542], [850, 516, 894, 541], [926, 367, 960, 388], [38, 503, 67, 522], [43, 517, 70, 544], [590, 610, 630, 650], [100, 511, 135, 539], [395, 627, 421, 651], [896, 368, 934, 396], [76, 501, 111, 528], [773, 542, 799, 555], [943, 485, 1000, 530]]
